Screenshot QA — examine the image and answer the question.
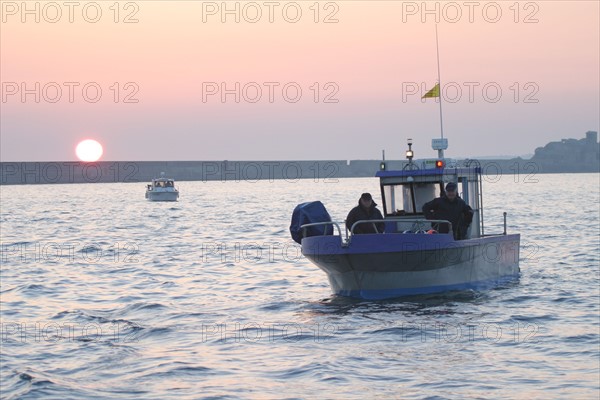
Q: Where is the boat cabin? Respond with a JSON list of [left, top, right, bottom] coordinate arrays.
[[147, 178, 176, 191], [376, 162, 484, 239]]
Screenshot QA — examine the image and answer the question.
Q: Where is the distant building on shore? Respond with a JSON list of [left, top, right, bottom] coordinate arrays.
[[530, 131, 599, 173]]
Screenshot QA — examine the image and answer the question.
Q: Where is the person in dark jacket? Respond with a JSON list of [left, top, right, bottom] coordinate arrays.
[[422, 182, 474, 240], [346, 193, 385, 234]]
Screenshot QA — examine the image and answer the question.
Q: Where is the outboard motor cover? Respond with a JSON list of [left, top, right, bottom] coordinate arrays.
[[290, 201, 333, 244]]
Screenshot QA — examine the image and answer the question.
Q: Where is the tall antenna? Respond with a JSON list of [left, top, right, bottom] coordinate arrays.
[[435, 24, 444, 141], [430, 24, 449, 159]]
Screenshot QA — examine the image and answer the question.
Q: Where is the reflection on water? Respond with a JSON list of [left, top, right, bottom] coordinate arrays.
[[1, 174, 598, 398]]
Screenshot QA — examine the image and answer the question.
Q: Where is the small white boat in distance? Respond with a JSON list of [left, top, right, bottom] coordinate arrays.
[[145, 173, 179, 202]]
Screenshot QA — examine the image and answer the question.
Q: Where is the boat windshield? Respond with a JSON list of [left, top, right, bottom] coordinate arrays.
[[382, 183, 438, 216]]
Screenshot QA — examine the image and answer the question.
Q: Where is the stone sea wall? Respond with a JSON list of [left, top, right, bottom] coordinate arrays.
[[0, 158, 585, 185]]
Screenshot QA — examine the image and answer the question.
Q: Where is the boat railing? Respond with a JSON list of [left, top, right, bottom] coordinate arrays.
[[300, 221, 344, 240], [299, 218, 454, 245], [349, 220, 385, 236], [349, 218, 453, 237], [480, 212, 511, 237]]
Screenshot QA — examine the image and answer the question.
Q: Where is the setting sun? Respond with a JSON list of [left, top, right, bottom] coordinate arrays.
[[75, 139, 103, 162]]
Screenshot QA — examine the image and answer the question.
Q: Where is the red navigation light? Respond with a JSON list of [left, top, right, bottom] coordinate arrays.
[[435, 160, 444, 168]]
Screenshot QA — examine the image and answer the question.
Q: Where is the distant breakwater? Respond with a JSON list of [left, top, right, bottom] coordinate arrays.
[[0, 158, 596, 185]]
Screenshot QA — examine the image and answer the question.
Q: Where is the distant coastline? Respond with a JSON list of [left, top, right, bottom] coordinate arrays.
[[1, 132, 598, 185]]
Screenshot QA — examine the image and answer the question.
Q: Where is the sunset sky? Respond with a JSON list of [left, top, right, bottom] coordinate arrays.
[[1, 0, 599, 161]]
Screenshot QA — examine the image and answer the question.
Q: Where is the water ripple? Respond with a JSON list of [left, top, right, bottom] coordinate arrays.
[[0, 175, 598, 398]]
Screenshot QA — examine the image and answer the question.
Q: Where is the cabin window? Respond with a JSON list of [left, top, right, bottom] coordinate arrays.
[[383, 185, 405, 215], [413, 183, 437, 212], [382, 183, 437, 216], [465, 180, 480, 210]]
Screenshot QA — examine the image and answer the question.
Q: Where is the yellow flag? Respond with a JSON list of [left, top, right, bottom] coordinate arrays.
[[422, 83, 440, 98]]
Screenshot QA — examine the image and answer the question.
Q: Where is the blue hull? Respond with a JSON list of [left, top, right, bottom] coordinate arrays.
[[302, 233, 520, 299], [337, 274, 520, 300]]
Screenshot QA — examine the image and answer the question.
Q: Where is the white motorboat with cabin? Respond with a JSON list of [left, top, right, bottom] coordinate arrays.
[[145, 173, 179, 201], [290, 139, 521, 299]]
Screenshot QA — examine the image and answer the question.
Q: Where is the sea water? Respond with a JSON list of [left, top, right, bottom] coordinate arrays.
[[1, 173, 599, 399]]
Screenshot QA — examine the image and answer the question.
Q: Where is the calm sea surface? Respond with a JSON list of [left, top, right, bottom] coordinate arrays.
[[1, 173, 599, 399]]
